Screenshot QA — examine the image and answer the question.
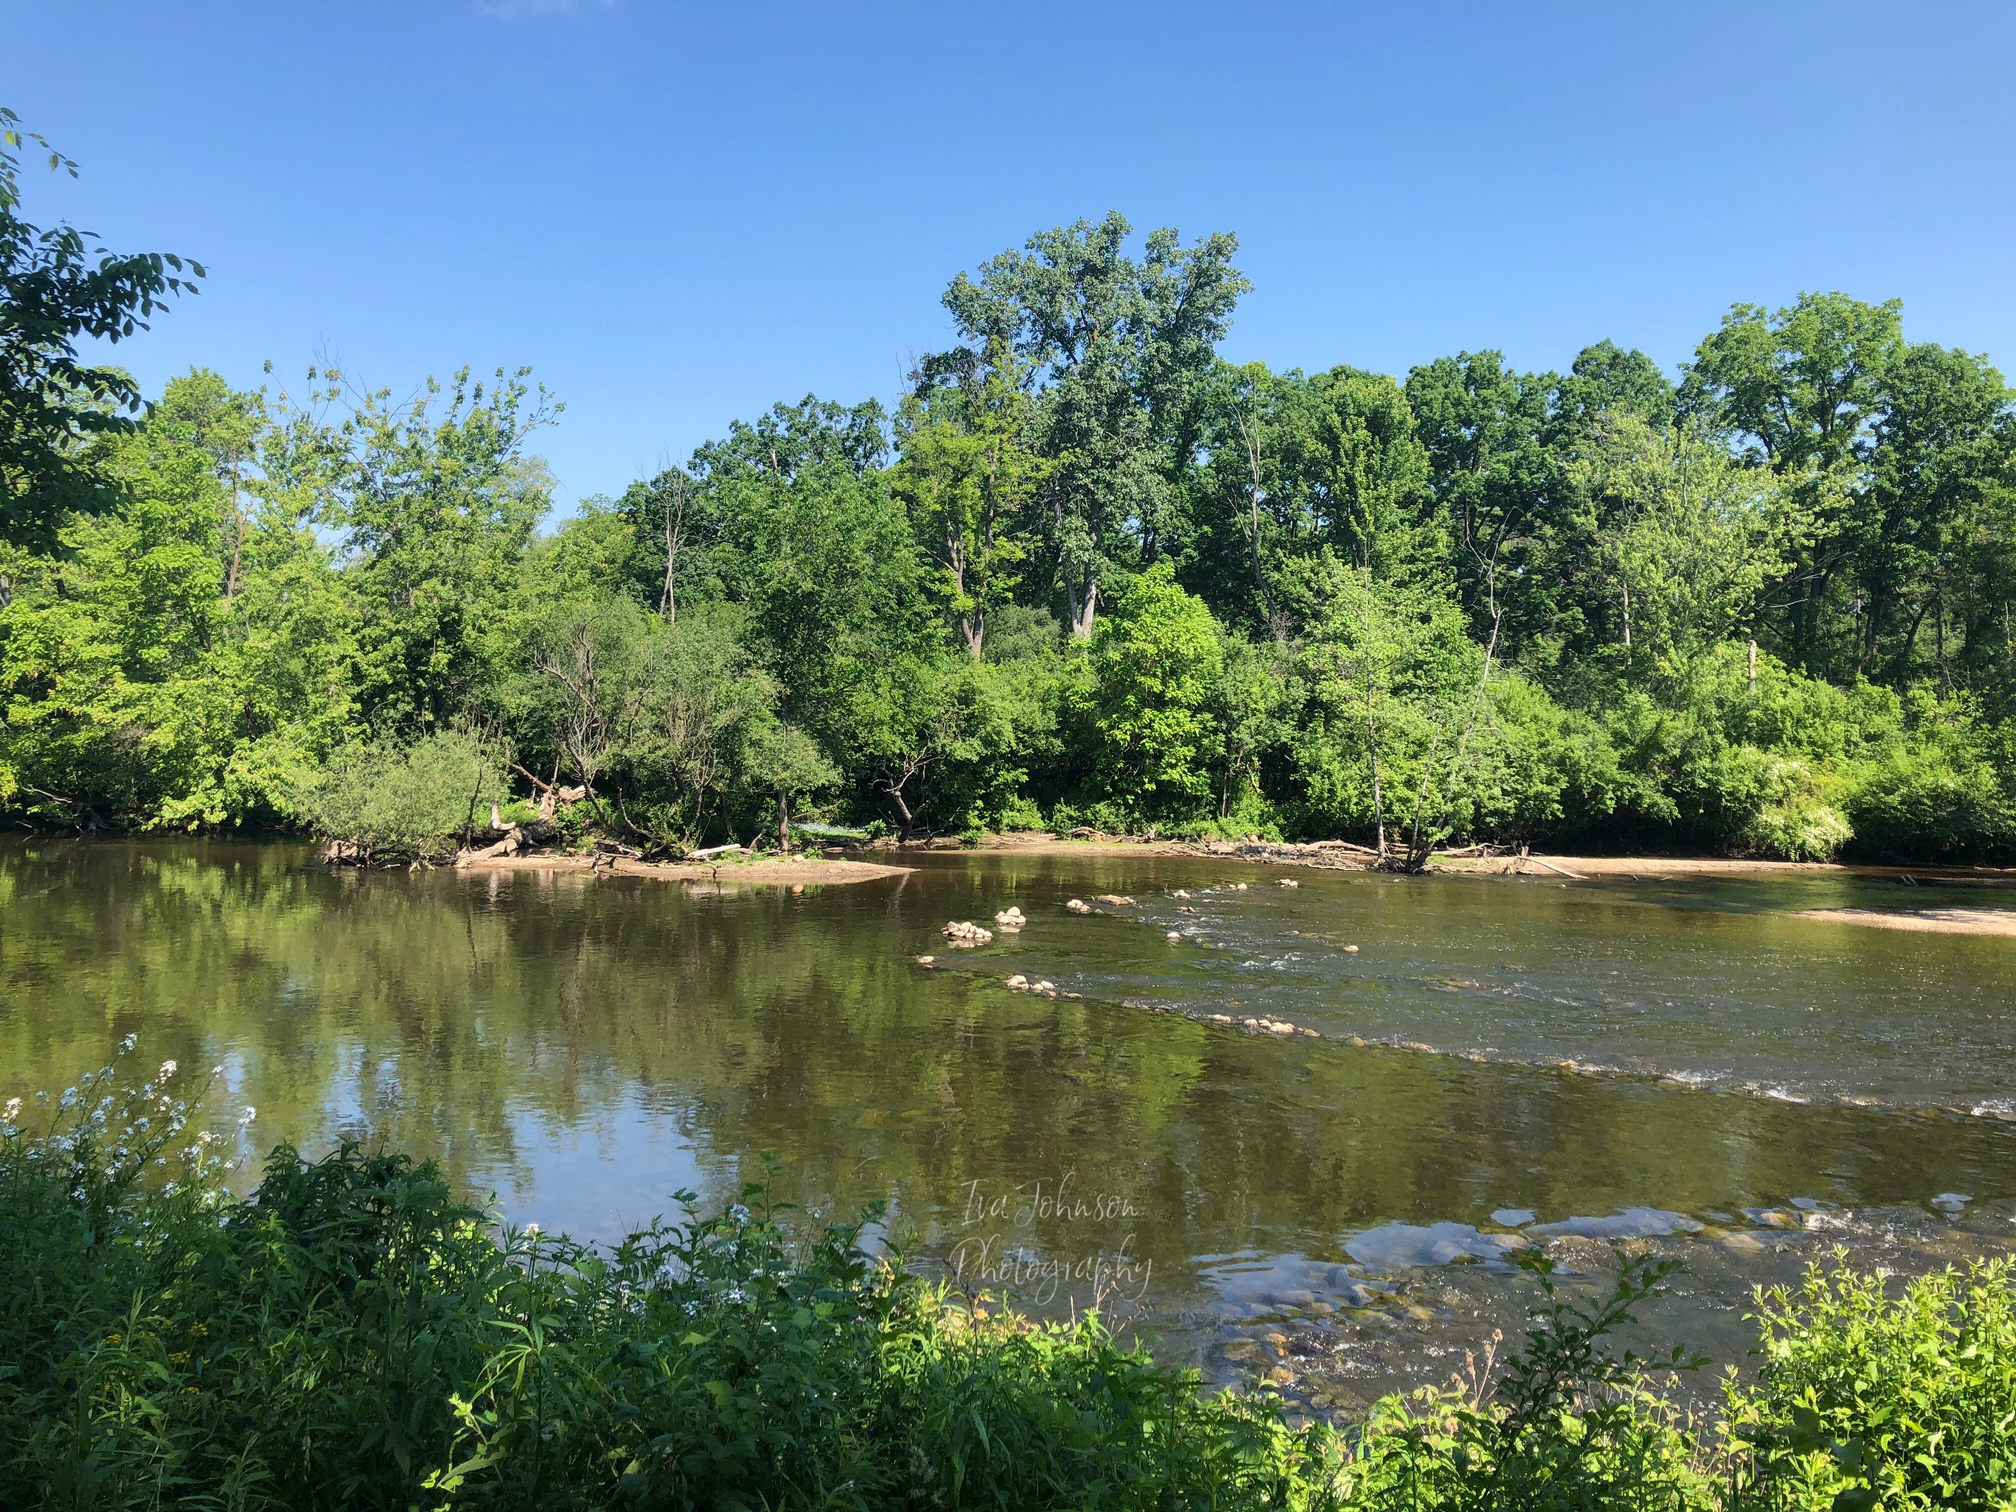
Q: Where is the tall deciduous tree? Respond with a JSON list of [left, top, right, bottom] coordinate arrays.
[[0, 109, 203, 564], [1189, 362, 1439, 635], [1680, 293, 1904, 675], [303, 366, 557, 730], [892, 342, 1042, 659], [941, 212, 1247, 639]]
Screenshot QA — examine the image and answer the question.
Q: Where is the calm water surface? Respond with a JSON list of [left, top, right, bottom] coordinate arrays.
[[5, 840, 2014, 1408]]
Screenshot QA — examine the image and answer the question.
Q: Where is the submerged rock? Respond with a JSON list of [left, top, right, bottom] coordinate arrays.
[[1346, 1221, 1526, 1270], [1066, 899, 1092, 914], [1528, 1207, 1701, 1240], [942, 920, 993, 946]]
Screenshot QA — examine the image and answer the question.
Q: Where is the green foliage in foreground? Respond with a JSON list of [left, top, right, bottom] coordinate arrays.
[[6, 1049, 2016, 1510], [0, 1053, 1330, 1511]]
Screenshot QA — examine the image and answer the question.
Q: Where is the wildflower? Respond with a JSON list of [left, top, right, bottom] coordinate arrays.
[[4, 1098, 18, 1121], [121, 1034, 137, 1052], [159, 1060, 177, 1079], [238, 1106, 256, 1125]]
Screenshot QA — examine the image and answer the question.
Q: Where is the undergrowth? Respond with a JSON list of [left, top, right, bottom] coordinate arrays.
[[3, 1044, 2012, 1510]]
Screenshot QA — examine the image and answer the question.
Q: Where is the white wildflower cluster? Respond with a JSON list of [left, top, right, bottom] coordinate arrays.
[[7, 1037, 234, 1199]]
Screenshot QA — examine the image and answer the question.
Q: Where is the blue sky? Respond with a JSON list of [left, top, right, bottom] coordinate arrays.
[[7, 1, 2014, 510]]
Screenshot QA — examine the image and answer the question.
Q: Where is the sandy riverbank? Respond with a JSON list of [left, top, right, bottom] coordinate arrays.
[[458, 853, 914, 886], [905, 832, 2016, 887], [1794, 907, 2016, 937]]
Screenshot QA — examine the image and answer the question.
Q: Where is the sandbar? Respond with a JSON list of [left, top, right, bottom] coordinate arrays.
[[1793, 907, 2016, 937], [459, 853, 913, 887]]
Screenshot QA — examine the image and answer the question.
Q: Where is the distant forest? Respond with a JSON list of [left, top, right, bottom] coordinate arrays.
[[3, 115, 2012, 863]]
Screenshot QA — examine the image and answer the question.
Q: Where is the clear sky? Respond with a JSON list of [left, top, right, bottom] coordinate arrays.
[[7, 1, 2015, 509]]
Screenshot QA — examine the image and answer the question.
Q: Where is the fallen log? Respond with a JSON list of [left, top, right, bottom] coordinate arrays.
[[456, 829, 523, 868], [1518, 855, 1587, 881]]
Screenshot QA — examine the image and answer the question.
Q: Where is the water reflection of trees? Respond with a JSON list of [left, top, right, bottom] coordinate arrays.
[[3, 843, 2012, 1283]]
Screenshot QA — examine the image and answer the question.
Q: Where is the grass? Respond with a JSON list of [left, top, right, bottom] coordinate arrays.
[[3, 1045, 2013, 1510]]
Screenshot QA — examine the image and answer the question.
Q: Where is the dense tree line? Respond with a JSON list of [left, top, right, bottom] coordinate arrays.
[[2, 124, 2012, 861]]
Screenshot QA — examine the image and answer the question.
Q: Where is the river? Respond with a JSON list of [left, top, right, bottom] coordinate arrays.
[[4, 839, 2013, 1418]]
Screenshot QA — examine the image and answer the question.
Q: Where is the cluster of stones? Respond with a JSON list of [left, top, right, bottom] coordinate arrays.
[[941, 920, 993, 946], [1206, 1012, 1321, 1039], [993, 907, 1025, 931], [1004, 973, 1072, 998]]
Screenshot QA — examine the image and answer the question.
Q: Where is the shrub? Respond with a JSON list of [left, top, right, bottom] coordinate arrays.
[[1336, 1254, 1715, 1511], [1725, 1257, 2016, 1511], [1084, 564, 1226, 821], [291, 727, 508, 860], [1838, 693, 2016, 863]]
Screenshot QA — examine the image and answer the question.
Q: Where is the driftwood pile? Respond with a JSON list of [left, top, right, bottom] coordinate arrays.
[[453, 775, 585, 868]]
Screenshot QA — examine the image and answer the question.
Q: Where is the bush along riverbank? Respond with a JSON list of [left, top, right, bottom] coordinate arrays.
[[5, 1048, 2016, 1510]]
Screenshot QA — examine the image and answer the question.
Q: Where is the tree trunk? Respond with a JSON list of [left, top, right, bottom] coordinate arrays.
[[1368, 708, 1386, 861], [1236, 395, 1280, 638], [1068, 576, 1099, 641], [776, 790, 791, 853], [660, 482, 686, 623]]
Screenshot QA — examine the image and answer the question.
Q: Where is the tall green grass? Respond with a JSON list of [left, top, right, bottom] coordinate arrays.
[[3, 1045, 2012, 1510]]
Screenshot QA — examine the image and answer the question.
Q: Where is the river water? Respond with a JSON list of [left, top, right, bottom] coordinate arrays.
[[5, 840, 2014, 1416]]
